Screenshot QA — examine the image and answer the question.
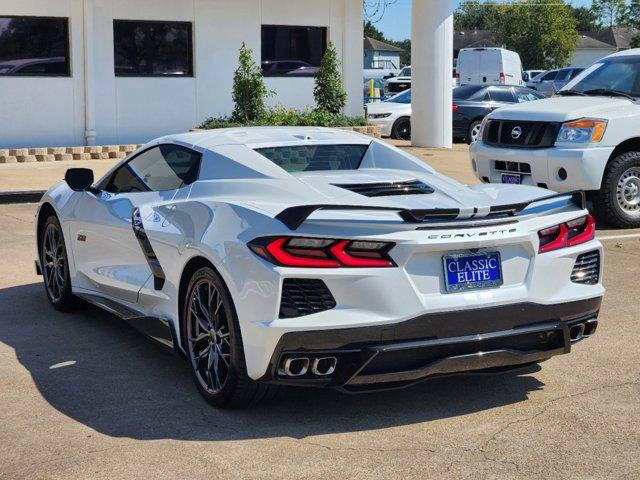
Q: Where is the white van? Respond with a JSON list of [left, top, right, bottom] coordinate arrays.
[[457, 47, 524, 86]]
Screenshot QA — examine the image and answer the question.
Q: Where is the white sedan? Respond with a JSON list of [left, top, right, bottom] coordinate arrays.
[[35, 127, 604, 407]]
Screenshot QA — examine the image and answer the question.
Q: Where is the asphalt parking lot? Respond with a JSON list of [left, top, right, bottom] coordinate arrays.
[[1, 152, 639, 479]]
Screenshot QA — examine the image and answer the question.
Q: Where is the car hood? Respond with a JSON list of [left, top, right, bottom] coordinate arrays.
[[366, 101, 411, 115], [387, 76, 411, 83], [488, 96, 633, 122]]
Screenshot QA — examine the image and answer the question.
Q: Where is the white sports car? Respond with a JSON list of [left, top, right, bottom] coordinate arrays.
[[35, 127, 604, 407]]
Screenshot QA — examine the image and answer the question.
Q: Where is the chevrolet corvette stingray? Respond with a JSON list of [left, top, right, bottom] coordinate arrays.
[[35, 127, 604, 407]]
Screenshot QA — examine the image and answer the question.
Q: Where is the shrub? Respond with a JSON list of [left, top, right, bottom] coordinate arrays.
[[231, 43, 271, 122], [313, 42, 347, 115], [198, 106, 366, 130]]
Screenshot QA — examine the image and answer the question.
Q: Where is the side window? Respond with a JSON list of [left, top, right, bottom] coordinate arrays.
[[104, 145, 201, 193], [515, 89, 538, 103], [569, 68, 583, 79], [542, 70, 558, 81], [488, 88, 515, 103]]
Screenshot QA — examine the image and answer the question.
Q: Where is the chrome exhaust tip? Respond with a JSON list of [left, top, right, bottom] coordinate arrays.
[[311, 357, 337, 376], [569, 323, 586, 343], [278, 357, 309, 377]]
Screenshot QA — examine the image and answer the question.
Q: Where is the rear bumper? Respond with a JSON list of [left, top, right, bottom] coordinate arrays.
[[258, 297, 601, 391]]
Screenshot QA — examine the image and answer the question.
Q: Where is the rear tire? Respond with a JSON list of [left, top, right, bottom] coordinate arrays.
[[391, 117, 411, 140], [40, 215, 80, 311], [182, 266, 278, 408], [593, 151, 640, 228]]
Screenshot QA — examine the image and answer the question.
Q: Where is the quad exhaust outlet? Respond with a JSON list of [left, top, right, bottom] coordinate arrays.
[[279, 356, 338, 377]]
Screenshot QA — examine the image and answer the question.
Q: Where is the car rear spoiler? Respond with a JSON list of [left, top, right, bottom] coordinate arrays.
[[275, 190, 586, 230]]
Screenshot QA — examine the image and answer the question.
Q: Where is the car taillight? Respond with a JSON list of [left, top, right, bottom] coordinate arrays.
[[452, 104, 459, 113], [248, 237, 395, 268], [538, 215, 595, 253]]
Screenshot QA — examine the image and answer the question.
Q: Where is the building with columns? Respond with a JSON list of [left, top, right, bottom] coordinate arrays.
[[0, 0, 454, 149]]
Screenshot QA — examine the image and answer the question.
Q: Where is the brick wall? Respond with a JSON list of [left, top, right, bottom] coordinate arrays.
[[0, 145, 142, 164]]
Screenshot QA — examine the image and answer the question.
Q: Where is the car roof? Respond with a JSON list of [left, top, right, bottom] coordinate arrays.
[[156, 127, 373, 150], [606, 47, 640, 59]]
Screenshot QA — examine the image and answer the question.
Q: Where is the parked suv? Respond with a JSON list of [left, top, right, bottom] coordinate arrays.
[[527, 67, 584, 97], [470, 49, 640, 228]]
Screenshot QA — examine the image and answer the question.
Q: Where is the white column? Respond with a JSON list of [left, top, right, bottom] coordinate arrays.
[[343, 0, 364, 117], [411, 0, 454, 148], [83, 0, 96, 145]]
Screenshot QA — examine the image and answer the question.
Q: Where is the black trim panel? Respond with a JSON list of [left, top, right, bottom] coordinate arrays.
[[274, 191, 586, 230], [260, 297, 602, 387], [132, 207, 166, 290]]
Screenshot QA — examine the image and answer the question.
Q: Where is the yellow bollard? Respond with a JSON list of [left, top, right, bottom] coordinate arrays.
[[369, 79, 375, 103]]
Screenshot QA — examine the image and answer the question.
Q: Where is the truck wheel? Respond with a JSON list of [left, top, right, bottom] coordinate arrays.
[[593, 151, 640, 228]]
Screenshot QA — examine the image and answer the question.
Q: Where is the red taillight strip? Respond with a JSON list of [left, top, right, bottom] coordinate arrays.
[[329, 240, 393, 268], [568, 215, 595, 247], [265, 238, 340, 268], [538, 215, 595, 253], [539, 223, 568, 253]]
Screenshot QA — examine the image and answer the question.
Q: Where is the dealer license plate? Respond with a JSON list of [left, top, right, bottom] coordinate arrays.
[[501, 173, 521, 184], [443, 251, 503, 293]]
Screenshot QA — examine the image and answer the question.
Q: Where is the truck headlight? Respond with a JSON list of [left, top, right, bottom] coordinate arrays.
[[557, 118, 607, 143], [368, 113, 392, 119], [478, 117, 490, 141]]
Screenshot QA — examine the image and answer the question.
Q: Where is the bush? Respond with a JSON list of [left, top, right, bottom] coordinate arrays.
[[231, 43, 271, 122], [313, 42, 347, 115], [198, 106, 366, 130]]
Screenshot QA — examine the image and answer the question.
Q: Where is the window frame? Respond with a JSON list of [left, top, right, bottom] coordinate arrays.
[[98, 143, 203, 193], [112, 19, 194, 78], [261, 24, 328, 77], [0, 15, 71, 77]]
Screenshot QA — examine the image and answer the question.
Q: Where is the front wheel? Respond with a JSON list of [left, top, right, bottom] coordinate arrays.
[[391, 117, 411, 140], [40, 215, 79, 311], [467, 120, 483, 144], [593, 151, 640, 228], [183, 267, 278, 408]]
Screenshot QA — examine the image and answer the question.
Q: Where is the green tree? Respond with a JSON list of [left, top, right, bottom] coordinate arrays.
[[632, 33, 640, 48], [314, 42, 347, 115], [620, 2, 640, 27], [395, 39, 411, 67], [364, 21, 386, 41], [231, 43, 270, 123], [591, 0, 628, 28], [493, 0, 578, 69], [454, 0, 500, 31], [571, 6, 601, 31]]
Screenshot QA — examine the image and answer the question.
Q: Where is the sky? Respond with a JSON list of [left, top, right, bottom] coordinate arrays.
[[374, 0, 593, 41]]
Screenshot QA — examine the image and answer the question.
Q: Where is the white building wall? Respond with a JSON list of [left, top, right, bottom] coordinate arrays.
[[0, 0, 86, 147], [0, 0, 363, 147], [570, 48, 615, 68]]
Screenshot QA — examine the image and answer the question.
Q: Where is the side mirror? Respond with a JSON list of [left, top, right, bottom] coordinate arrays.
[[65, 168, 94, 191]]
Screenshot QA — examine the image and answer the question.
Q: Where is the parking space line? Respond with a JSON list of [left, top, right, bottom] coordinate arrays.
[[597, 233, 640, 241]]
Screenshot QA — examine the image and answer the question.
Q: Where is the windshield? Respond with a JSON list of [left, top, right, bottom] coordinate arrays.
[[255, 144, 369, 172], [385, 89, 411, 103], [399, 67, 411, 77], [453, 85, 485, 99], [562, 55, 640, 97]]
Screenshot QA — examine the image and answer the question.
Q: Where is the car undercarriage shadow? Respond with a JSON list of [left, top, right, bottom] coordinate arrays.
[[0, 283, 545, 442]]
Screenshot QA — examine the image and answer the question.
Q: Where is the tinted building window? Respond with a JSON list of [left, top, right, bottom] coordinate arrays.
[[0, 16, 70, 76], [113, 20, 193, 76], [261, 25, 327, 76]]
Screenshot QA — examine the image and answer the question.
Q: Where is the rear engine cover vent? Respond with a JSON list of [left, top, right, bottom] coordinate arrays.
[[279, 279, 336, 319], [333, 179, 434, 197], [571, 251, 600, 285]]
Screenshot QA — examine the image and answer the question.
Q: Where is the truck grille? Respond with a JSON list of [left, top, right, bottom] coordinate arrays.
[[386, 81, 411, 94], [279, 279, 336, 318], [484, 120, 560, 148]]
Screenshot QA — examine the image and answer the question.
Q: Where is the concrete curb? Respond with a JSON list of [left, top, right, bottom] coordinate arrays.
[[0, 191, 46, 204]]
